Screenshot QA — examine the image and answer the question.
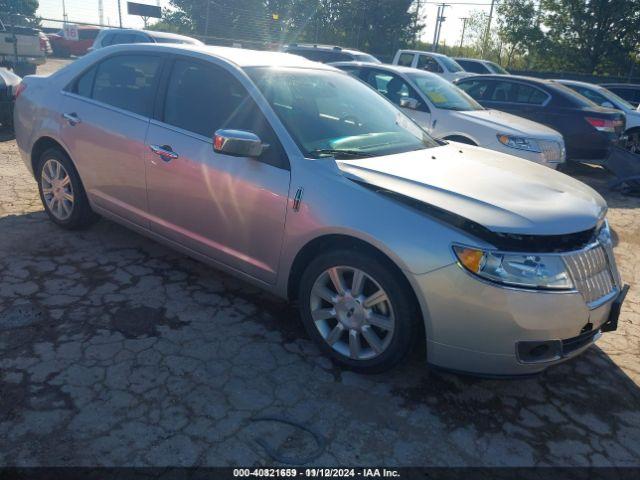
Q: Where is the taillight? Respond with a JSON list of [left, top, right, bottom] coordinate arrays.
[[585, 117, 615, 133], [14, 82, 27, 99]]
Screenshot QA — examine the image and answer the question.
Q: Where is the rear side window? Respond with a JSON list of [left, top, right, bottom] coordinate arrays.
[[514, 84, 548, 105], [79, 29, 99, 40], [91, 55, 162, 116], [457, 79, 491, 99], [396, 53, 414, 67], [489, 81, 515, 102], [457, 60, 489, 74], [417, 55, 443, 73], [73, 66, 97, 97], [162, 59, 287, 169]]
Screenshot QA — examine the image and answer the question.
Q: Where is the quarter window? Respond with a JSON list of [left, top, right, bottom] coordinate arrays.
[[417, 55, 443, 73], [73, 66, 97, 97], [396, 53, 414, 67], [163, 59, 287, 168], [91, 55, 162, 116]]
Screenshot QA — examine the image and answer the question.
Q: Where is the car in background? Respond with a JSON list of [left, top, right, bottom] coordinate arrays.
[[0, 18, 48, 76], [600, 83, 640, 109], [333, 62, 565, 168], [392, 50, 472, 82], [14, 44, 627, 376], [454, 57, 510, 75], [48, 26, 101, 57], [456, 75, 626, 162], [0, 67, 21, 129], [90, 28, 203, 51], [282, 44, 380, 63], [556, 79, 640, 154]]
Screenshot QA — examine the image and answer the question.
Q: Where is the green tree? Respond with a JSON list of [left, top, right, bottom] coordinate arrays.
[[0, 0, 39, 26], [540, 0, 640, 74], [496, 0, 543, 68]]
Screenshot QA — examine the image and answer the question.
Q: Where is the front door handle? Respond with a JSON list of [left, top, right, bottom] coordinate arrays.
[[149, 144, 179, 161], [62, 112, 81, 126]]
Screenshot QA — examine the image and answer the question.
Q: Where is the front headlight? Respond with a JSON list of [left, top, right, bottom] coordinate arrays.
[[453, 245, 574, 290], [497, 134, 541, 153]]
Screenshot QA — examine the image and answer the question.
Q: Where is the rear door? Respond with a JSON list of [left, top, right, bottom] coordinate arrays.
[[60, 53, 164, 226], [144, 57, 291, 283]]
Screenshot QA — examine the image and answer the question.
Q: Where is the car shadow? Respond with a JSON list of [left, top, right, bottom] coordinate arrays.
[[0, 129, 15, 142], [0, 208, 638, 467]]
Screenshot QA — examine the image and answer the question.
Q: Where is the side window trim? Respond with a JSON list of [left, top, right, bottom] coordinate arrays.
[[64, 52, 167, 120], [154, 54, 291, 170]]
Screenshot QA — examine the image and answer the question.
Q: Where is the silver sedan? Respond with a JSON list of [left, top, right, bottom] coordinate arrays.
[[14, 44, 628, 375]]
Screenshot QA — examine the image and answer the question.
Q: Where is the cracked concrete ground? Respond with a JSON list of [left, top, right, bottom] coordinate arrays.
[[0, 65, 639, 467]]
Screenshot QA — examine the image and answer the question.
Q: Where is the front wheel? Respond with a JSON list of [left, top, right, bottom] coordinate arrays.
[[298, 249, 420, 372], [625, 129, 640, 155]]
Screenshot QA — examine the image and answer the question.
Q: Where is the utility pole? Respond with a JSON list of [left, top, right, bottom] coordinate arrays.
[[432, 4, 441, 51], [117, 0, 123, 28], [459, 17, 468, 51], [98, 0, 104, 26], [204, 0, 211, 36], [434, 3, 448, 53], [482, 0, 495, 57], [62, 0, 68, 23]]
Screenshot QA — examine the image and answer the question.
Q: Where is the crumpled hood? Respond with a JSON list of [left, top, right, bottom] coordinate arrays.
[[338, 144, 607, 235], [457, 109, 562, 139]]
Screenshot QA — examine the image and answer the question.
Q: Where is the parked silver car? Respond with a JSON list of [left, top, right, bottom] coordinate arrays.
[[14, 44, 628, 375]]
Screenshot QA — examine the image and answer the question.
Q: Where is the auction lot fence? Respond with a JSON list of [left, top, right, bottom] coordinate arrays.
[[2, 0, 638, 83]]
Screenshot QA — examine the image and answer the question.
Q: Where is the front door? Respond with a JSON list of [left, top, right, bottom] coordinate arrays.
[[60, 53, 163, 226], [144, 58, 291, 284]]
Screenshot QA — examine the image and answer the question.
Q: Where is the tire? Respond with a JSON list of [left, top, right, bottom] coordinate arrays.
[[36, 147, 99, 229], [298, 248, 420, 373], [14, 63, 37, 77], [625, 128, 640, 155]]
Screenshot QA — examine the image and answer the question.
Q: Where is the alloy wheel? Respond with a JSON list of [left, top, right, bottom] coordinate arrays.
[[309, 266, 395, 361], [41, 158, 74, 221]]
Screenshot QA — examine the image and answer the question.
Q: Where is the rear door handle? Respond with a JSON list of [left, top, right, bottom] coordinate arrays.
[[62, 112, 81, 126], [149, 144, 179, 161]]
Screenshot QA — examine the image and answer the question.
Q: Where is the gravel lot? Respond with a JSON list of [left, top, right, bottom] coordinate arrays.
[[0, 59, 639, 467]]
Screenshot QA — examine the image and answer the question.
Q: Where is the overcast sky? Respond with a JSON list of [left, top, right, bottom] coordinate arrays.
[[37, 0, 495, 48]]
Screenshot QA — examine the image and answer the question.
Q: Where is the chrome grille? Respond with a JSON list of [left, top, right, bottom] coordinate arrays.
[[539, 140, 564, 163], [563, 243, 617, 307]]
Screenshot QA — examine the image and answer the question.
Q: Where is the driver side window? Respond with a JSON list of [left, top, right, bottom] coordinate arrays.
[[363, 70, 428, 112], [417, 55, 443, 73]]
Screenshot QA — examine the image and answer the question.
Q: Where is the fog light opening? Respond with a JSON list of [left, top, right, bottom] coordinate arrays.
[[517, 340, 562, 364]]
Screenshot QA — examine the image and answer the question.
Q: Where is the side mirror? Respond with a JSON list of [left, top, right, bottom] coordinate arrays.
[[601, 101, 615, 109], [213, 129, 265, 158], [400, 97, 420, 110]]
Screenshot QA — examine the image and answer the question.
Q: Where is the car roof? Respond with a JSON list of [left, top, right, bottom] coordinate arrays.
[[454, 57, 489, 63], [330, 61, 437, 76], [99, 43, 333, 69], [555, 79, 602, 89], [396, 49, 449, 59], [600, 83, 640, 88], [284, 44, 368, 56], [456, 73, 555, 85], [100, 28, 196, 42]]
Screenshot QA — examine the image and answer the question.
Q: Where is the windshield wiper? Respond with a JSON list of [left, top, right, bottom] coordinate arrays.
[[310, 148, 375, 159]]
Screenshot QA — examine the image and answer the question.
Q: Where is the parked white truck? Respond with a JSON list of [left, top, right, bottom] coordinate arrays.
[[0, 18, 48, 77]]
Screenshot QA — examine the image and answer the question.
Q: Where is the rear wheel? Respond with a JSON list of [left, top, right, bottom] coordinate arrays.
[[299, 249, 420, 372], [625, 129, 640, 155], [36, 148, 98, 229]]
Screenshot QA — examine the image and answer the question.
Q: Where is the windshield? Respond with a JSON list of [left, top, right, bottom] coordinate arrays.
[[599, 87, 634, 110], [487, 62, 509, 74], [407, 72, 483, 111], [245, 67, 439, 159], [439, 56, 464, 73]]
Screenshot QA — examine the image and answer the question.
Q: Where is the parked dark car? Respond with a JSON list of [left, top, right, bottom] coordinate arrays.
[[454, 58, 510, 75], [455, 75, 626, 161], [283, 44, 380, 63], [0, 67, 21, 129], [600, 83, 640, 109]]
